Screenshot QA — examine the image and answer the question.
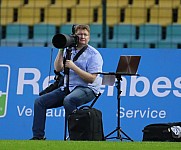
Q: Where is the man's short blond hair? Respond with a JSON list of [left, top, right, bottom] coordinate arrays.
[[75, 25, 90, 34]]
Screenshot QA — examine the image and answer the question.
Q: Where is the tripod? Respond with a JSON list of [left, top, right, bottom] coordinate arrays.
[[104, 74, 133, 141]]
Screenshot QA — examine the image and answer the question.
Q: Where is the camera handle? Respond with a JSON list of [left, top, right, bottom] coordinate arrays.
[[63, 45, 88, 95], [64, 47, 72, 95]]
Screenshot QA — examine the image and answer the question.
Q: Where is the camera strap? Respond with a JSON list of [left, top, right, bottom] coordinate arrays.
[[73, 45, 88, 62]]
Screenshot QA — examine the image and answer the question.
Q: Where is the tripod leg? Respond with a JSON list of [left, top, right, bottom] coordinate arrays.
[[120, 128, 134, 141], [105, 127, 124, 140], [104, 128, 118, 139]]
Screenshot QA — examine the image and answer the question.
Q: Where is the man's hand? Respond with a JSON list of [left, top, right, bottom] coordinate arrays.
[[65, 60, 76, 70]]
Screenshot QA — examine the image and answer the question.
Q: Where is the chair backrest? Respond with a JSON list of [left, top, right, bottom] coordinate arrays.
[[50, 0, 77, 8], [1, 0, 23, 8], [89, 24, 108, 40], [157, 0, 180, 8], [6, 24, 29, 41], [77, 0, 102, 7], [70, 7, 94, 24], [138, 24, 162, 42], [33, 24, 56, 42], [17, 7, 41, 25], [0, 8, 14, 25], [23, 0, 51, 8], [165, 24, 181, 42], [123, 7, 147, 25], [97, 7, 121, 25], [131, 0, 155, 8], [113, 24, 136, 41], [106, 0, 128, 7], [60, 24, 74, 35], [44, 7, 67, 25], [149, 7, 173, 26]]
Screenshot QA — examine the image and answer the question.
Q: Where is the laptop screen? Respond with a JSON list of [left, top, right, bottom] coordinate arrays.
[[116, 55, 141, 75]]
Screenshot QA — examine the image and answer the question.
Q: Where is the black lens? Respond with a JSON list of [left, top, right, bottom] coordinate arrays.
[[52, 34, 78, 48]]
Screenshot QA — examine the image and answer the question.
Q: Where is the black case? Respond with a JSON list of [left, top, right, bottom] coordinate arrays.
[[68, 106, 104, 141], [142, 122, 181, 142]]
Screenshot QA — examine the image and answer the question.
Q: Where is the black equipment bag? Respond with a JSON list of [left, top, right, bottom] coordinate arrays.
[[142, 122, 181, 142], [68, 106, 104, 141]]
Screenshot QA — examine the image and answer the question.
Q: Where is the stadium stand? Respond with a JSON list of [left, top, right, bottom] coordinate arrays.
[[23, 0, 51, 8], [23, 23, 56, 47], [89, 23, 109, 48], [149, 7, 173, 26], [1, 0, 24, 8], [44, 7, 67, 25], [0, 8, 14, 25], [156, 24, 181, 48], [131, 0, 155, 8], [97, 7, 121, 25], [129, 24, 162, 48], [59, 24, 74, 35], [156, 0, 180, 8], [0, 0, 181, 49], [76, 0, 102, 7], [107, 24, 136, 48], [17, 7, 41, 25], [106, 0, 128, 7], [49, 0, 77, 8], [121, 7, 148, 25], [0, 25, 3, 45], [1, 23, 29, 46], [70, 7, 94, 24], [177, 7, 181, 24]]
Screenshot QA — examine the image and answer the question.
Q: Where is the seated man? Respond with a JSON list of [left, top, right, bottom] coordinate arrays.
[[30, 24, 103, 140]]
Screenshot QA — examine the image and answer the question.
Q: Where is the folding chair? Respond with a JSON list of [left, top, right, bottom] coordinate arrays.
[[64, 92, 102, 140]]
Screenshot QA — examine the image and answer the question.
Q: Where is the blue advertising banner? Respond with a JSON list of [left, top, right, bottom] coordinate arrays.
[[0, 47, 181, 141]]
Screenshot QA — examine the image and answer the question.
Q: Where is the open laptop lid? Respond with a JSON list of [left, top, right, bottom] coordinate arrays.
[[116, 55, 141, 75], [101, 55, 141, 85]]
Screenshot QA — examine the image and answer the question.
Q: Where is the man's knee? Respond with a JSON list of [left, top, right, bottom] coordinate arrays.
[[34, 96, 43, 108]]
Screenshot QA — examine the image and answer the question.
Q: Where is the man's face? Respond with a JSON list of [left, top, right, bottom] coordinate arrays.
[[76, 29, 90, 46]]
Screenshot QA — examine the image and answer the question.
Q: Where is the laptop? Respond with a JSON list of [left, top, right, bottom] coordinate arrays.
[[116, 55, 141, 75], [100, 55, 141, 85]]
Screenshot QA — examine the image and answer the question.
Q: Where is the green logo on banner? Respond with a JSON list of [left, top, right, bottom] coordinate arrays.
[[0, 65, 10, 118], [0, 93, 6, 116]]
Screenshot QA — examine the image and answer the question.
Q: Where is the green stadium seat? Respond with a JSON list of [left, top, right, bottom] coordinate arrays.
[[127, 42, 153, 48], [156, 24, 181, 48], [60, 24, 75, 35], [109, 24, 136, 44], [5, 24, 29, 41], [0, 24, 29, 46], [156, 42, 178, 48], [131, 24, 162, 48], [89, 24, 109, 48], [23, 24, 56, 47]]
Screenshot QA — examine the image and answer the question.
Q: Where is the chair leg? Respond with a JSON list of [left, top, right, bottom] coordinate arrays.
[[64, 117, 67, 141], [63, 92, 102, 140]]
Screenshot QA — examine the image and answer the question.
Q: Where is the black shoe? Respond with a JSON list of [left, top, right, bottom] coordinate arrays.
[[30, 137, 46, 140]]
